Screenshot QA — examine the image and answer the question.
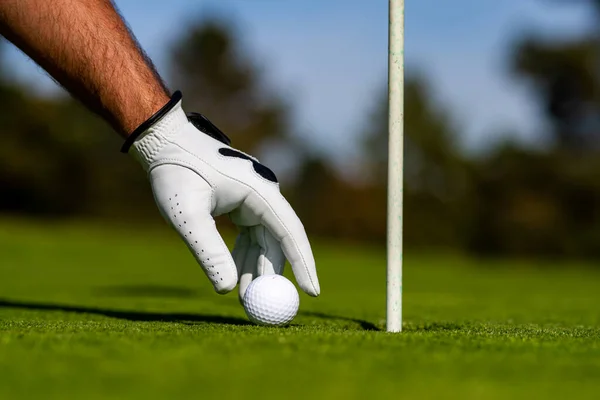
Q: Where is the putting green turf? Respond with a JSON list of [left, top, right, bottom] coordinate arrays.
[[1, 220, 600, 399]]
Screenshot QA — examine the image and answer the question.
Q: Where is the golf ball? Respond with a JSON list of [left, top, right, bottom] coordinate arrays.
[[243, 275, 299, 325]]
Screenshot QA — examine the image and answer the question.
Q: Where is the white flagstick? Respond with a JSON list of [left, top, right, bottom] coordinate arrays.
[[386, 0, 404, 333]]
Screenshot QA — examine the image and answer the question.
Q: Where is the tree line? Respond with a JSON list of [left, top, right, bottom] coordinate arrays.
[[3, 3, 600, 259]]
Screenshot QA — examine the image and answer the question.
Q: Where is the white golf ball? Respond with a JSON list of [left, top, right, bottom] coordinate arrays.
[[243, 275, 300, 326]]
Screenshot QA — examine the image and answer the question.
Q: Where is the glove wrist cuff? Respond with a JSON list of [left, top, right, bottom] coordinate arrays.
[[123, 91, 189, 169], [120, 90, 183, 154]]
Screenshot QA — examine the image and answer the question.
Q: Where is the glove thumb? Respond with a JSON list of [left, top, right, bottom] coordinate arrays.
[[149, 164, 238, 293]]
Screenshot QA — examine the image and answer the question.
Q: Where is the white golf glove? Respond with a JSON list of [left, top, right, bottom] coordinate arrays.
[[121, 91, 320, 300]]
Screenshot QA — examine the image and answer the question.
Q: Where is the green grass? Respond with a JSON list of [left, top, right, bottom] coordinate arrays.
[[1, 219, 600, 399]]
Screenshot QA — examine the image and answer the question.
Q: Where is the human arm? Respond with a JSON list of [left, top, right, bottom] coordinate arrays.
[[0, 0, 169, 136], [0, 0, 320, 298]]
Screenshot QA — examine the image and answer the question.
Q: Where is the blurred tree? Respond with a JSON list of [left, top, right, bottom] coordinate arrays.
[[470, 0, 600, 258], [468, 142, 600, 258], [358, 74, 470, 247], [170, 17, 294, 156], [292, 73, 470, 245], [0, 92, 155, 219], [0, 39, 154, 219], [511, 0, 600, 150], [291, 156, 388, 242], [512, 37, 600, 149]]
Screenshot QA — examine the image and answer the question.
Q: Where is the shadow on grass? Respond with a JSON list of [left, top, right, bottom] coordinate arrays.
[[93, 285, 201, 299], [0, 298, 250, 326], [0, 298, 381, 331], [300, 311, 380, 331], [94, 285, 381, 331]]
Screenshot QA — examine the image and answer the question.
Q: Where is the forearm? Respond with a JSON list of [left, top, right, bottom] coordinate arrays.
[[0, 0, 170, 136]]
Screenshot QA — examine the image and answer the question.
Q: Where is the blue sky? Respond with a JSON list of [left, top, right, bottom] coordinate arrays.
[[2, 0, 595, 160]]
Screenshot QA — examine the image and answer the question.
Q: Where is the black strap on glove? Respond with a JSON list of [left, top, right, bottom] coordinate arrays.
[[186, 112, 231, 146]]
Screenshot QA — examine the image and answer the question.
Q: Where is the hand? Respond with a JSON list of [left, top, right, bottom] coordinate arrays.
[[122, 92, 320, 300]]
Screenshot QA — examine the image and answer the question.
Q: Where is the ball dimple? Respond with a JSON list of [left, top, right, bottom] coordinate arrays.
[[242, 275, 299, 326]]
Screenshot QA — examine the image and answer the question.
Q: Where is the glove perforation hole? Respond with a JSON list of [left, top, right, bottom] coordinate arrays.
[[170, 195, 216, 285]]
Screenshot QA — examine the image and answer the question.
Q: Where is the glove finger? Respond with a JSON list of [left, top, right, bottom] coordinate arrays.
[[150, 164, 237, 294], [232, 228, 251, 278], [253, 225, 286, 276], [238, 240, 260, 303], [243, 191, 319, 297]]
